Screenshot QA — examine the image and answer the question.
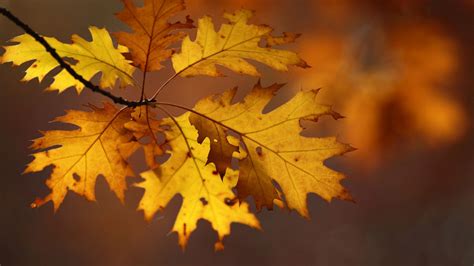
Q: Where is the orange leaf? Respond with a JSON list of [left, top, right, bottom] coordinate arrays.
[[115, 0, 193, 72]]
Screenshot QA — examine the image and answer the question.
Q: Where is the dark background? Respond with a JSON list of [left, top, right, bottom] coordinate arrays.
[[0, 0, 473, 265]]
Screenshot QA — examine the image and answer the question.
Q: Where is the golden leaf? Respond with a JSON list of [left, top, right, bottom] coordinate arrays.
[[115, 0, 193, 72], [25, 103, 136, 210], [137, 113, 260, 250], [121, 106, 163, 169], [172, 9, 309, 77], [1, 27, 135, 93], [190, 82, 353, 217]]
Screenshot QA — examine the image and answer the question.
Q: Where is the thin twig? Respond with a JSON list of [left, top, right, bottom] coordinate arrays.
[[149, 72, 180, 100], [148, 31, 271, 100], [0, 6, 151, 107]]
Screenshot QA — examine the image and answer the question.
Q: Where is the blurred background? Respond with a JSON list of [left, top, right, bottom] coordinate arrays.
[[0, 0, 473, 265]]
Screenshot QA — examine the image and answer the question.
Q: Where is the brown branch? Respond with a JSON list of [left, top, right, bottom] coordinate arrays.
[[0, 6, 152, 107]]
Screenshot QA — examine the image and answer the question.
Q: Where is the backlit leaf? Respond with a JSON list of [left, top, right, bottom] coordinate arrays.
[[190, 82, 354, 217], [172, 9, 309, 77], [137, 113, 260, 250], [25, 103, 136, 210], [115, 0, 193, 72], [1, 27, 135, 93]]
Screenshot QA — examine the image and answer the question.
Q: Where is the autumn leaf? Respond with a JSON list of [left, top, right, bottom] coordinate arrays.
[[1, 27, 135, 93], [172, 9, 309, 77], [25, 103, 136, 210], [121, 106, 164, 169], [189, 112, 238, 177], [115, 0, 193, 72], [137, 113, 260, 250], [190, 82, 353, 217]]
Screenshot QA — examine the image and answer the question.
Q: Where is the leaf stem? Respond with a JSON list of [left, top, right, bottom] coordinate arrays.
[[140, 71, 148, 102], [155, 102, 235, 132], [149, 72, 180, 100], [145, 105, 160, 147]]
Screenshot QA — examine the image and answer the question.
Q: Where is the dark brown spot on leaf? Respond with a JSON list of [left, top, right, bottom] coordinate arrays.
[[200, 197, 208, 206], [224, 197, 237, 206]]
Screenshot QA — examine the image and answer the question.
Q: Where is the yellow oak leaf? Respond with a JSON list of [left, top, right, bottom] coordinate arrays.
[[121, 106, 163, 169], [136, 112, 260, 250], [190, 82, 354, 217], [172, 9, 309, 77], [1, 27, 135, 93], [25, 103, 136, 210], [115, 0, 193, 72]]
